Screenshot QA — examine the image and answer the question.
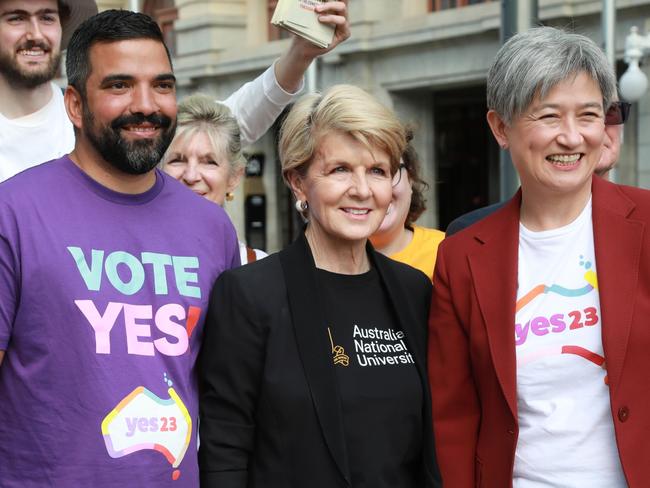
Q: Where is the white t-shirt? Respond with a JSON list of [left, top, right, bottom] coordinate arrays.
[[0, 64, 301, 182], [0, 82, 74, 182], [513, 198, 626, 487], [238, 240, 268, 265]]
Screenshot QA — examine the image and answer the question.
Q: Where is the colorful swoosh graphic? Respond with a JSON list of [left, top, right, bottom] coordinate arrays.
[[516, 270, 598, 313]]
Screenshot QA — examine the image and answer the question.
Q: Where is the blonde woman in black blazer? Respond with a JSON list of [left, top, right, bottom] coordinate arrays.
[[198, 85, 441, 488]]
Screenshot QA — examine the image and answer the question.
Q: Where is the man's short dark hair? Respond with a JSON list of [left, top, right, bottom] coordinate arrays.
[[65, 9, 172, 97]]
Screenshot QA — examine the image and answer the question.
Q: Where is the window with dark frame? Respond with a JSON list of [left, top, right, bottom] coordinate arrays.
[[428, 0, 490, 12], [143, 0, 179, 56]]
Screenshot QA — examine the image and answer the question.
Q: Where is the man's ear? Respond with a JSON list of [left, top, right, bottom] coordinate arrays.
[[486, 109, 510, 149], [64, 85, 84, 130], [285, 169, 307, 203]]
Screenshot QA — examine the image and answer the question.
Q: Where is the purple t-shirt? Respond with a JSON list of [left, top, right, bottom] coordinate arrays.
[[0, 156, 240, 487]]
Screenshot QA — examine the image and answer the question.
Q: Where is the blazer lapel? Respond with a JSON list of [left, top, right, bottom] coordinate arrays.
[[279, 235, 351, 486], [592, 177, 644, 391], [467, 193, 521, 417]]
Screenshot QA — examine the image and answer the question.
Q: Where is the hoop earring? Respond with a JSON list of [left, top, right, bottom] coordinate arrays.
[[225, 192, 234, 201]]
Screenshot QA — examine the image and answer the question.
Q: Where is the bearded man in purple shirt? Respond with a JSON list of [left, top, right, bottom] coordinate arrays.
[[0, 10, 242, 487]]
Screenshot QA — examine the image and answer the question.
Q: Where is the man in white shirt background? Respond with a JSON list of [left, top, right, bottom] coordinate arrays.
[[0, 0, 350, 182]]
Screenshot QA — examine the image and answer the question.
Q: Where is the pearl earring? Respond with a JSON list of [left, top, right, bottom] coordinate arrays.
[[295, 200, 308, 212]]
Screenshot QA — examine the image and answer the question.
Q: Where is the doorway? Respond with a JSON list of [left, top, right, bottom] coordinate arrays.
[[434, 85, 500, 230]]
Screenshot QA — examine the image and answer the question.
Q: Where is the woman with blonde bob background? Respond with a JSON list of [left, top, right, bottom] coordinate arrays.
[[198, 84, 441, 488], [162, 94, 267, 263]]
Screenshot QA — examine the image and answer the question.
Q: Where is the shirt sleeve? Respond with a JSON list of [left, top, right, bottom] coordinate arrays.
[[220, 62, 304, 146], [225, 221, 241, 270], [0, 203, 20, 350], [229, 238, 241, 269]]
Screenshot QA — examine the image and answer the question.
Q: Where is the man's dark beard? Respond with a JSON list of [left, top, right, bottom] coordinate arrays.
[[82, 104, 176, 176], [0, 41, 61, 89]]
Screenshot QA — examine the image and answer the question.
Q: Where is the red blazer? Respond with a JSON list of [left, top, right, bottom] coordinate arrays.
[[428, 176, 650, 487]]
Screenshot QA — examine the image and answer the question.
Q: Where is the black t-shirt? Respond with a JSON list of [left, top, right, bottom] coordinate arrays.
[[316, 267, 424, 488]]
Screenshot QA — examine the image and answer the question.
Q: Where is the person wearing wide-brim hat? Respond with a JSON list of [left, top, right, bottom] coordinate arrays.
[[0, 0, 97, 182], [59, 0, 99, 48]]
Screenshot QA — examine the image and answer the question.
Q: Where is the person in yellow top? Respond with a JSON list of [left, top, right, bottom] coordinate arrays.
[[370, 131, 444, 280]]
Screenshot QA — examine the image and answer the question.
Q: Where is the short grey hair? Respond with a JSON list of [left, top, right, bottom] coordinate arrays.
[[487, 26, 617, 124], [162, 94, 246, 175]]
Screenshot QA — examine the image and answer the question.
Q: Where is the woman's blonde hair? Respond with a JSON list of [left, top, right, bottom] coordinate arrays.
[[279, 84, 406, 185], [163, 93, 246, 175]]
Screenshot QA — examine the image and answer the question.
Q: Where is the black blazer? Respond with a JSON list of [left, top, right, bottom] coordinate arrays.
[[445, 202, 506, 236], [198, 234, 441, 488]]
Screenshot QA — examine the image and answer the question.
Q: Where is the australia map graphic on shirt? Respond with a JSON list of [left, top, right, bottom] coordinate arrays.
[[101, 374, 191, 481]]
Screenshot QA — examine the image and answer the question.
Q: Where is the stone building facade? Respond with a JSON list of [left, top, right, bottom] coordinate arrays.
[[99, 0, 650, 252]]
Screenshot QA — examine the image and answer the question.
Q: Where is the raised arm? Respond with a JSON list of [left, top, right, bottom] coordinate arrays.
[[199, 270, 266, 488], [221, 1, 350, 146], [273, 1, 350, 93], [428, 243, 481, 487]]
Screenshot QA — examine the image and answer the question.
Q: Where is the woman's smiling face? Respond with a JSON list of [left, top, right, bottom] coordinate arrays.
[[489, 71, 605, 198], [163, 130, 241, 206], [289, 130, 393, 246]]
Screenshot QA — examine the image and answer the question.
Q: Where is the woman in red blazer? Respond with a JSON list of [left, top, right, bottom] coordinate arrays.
[[428, 26, 650, 487]]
